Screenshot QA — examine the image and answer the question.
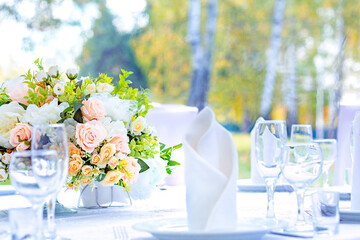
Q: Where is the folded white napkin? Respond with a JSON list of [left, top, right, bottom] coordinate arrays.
[[183, 107, 238, 231], [250, 117, 265, 184], [351, 113, 360, 210]]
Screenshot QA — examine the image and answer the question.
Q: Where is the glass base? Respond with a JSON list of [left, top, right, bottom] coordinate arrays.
[[284, 222, 314, 233], [43, 200, 77, 217]]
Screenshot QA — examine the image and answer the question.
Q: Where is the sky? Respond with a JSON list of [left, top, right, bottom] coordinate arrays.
[[0, 0, 146, 79]]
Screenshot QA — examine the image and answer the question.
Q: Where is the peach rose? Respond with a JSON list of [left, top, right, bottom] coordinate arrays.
[[9, 123, 32, 148], [122, 156, 141, 184], [71, 154, 82, 164], [99, 143, 116, 160], [16, 142, 30, 151], [109, 135, 130, 154], [68, 143, 82, 157], [81, 98, 106, 122], [108, 156, 119, 169], [100, 170, 124, 186], [5, 76, 30, 105], [82, 177, 91, 185], [90, 154, 101, 165], [76, 121, 107, 153], [81, 165, 92, 176], [69, 160, 82, 176]]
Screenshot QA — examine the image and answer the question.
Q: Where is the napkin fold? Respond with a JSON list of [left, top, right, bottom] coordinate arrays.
[[183, 107, 238, 231], [250, 117, 265, 184], [351, 112, 360, 210]]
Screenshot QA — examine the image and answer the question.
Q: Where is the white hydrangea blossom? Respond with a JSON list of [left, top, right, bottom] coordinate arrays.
[[91, 93, 137, 123], [101, 117, 127, 139]]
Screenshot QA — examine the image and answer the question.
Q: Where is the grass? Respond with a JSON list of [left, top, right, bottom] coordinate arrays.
[[232, 133, 251, 179]]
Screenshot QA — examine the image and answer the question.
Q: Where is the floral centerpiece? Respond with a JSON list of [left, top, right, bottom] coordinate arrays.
[[0, 59, 180, 195]]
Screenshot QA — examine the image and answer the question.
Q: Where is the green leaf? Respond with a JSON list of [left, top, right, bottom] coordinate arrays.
[[96, 173, 106, 182], [138, 159, 150, 173], [168, 160, 180, 166]]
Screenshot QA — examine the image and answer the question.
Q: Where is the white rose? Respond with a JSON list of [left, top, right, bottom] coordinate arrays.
[[36, 70, 47, 81], [130, 116, 147, 135], [66, 68, 79, 80], [0, 102, 26, 148], [64, 118, 77, 141], [0, 169, 8, 181], [1, 153, 11, 164], [48, 66, 59, 78], [53, 83, 65, 95], [85, 83, 96, 95], [101, 117, 127, 139], [96, 83, 114, 93], [23, 98, 69, 125], [91, 93, 137, 123]]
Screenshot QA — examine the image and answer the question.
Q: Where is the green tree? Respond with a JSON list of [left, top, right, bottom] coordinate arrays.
[[77, 4, 147, 89]]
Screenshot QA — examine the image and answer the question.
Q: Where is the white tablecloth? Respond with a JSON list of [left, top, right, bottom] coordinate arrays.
[[1, 187, 360, 239]]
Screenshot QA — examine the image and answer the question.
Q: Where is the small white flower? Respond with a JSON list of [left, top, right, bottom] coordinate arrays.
[[130, 116, 147, 135], [85, 83, 96, 95], [96, 83, 114, 93], [36, 70, 47, 81], [0, 169, 8, 181], [66, 68, 79, 80], [0, 162, 5, 169], [53, 83, 65, 95], [2, 153, 11, 164], [48, 66, 59, 78]]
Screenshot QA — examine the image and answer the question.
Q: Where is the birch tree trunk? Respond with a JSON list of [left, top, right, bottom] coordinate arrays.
[[187, 0, 218, 111], [327, 10, 346, 139], [283, 43, 297, 129], [187, 0, 202, 107], [260, 0, 286, 118], [316, 87, 324, 139]]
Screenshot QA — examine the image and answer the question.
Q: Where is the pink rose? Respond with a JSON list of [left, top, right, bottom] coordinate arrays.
[[122, 156, 141, 184], [9, 123, 32, 148], [76, 121, 107, 153], [5, 76, 30, 105], [109, 135, 130, 154], [81, 98, 106, 122]]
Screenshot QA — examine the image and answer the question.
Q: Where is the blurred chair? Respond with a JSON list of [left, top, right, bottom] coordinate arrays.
[[333, 103, 360, 186], [146, 103, 198, 185]]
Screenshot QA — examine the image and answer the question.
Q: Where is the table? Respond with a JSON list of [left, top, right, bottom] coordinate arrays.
[[1, 186, 360, 239]]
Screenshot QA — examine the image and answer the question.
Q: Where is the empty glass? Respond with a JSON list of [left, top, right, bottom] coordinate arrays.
[[281, 142, 323, 232], [10, 150, 59, 240], [31, 123, 69, 240], [311, 191, 339, 236], [313, 139, 337, 188], [255, 120, 287, 219], [290, 124, 313, 143]]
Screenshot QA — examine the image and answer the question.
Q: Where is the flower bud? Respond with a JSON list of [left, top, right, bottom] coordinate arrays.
[[66, 68, 79, 80], [48, 66, 60, 78]]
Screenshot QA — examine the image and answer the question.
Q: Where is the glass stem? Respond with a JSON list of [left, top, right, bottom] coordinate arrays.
[[323, 169, 329, 188], [265, 178, 276, 218], [32, 202, 44, 240], [296, 188, 306, 224], [45, 195, 57, 239]]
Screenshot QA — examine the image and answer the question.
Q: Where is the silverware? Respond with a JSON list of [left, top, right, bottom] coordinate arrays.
[[113, 226, 129, 240]]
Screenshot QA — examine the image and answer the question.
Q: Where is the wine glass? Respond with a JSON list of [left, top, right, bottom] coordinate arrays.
[[313, 139, 337, 188], [281, 142, 323, 232], [10, 150, 59, 240], [31, 123, 69, 240], [290, 124, 313, 143], [255, 120, 287, 219]]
